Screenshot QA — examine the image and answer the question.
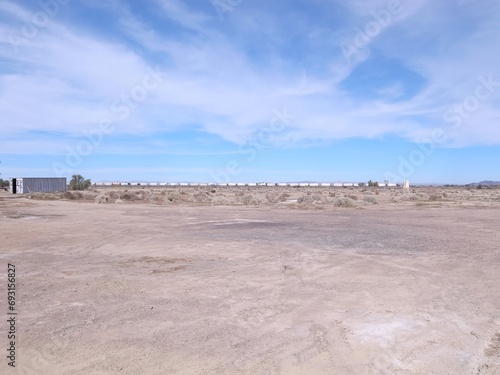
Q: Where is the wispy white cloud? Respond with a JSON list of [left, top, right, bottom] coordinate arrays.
[[0, 0, 499, 158]]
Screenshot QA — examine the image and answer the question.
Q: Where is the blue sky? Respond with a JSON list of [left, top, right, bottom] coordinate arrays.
[[1, 0, 499, 184]]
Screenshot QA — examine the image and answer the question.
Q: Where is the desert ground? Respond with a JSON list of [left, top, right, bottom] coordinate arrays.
[[1, 186, 499, 375]]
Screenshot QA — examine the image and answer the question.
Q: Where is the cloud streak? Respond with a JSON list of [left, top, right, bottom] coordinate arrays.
[[1, 0, 499, 159]]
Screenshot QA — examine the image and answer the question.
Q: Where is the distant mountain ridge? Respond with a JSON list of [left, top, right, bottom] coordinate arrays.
[[467, 180, 500, 186]]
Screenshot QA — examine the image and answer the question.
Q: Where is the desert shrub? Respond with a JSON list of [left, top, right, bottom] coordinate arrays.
[[416, 192, 430, 200], [95, 195, 109, 204], [400, 194, 414, 201], [193, 193, 210, 203], [265, 191, 278, 203], [429, 193, 443, 201], [121, 193, 134, 201], [212, 196, 230, 206], [278, 192, 290, 202], [297, 194, 314, 204], [364, 196, 378, 204], [82, 192, 97, 201], [312, 193, 326, 202], [108, 191, 120, 199], [62, 192, 75, 200], [347, 194, 358, 201], [333, 197, 357, 207], [165, 193, 182, 203], [241, 194, 259, 205]]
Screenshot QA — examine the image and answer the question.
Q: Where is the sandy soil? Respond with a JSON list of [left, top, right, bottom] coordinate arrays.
[[1, 188, 499, 374]]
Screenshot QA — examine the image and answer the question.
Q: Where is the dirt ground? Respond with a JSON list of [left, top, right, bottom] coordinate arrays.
[[1, 187, 499, 374]]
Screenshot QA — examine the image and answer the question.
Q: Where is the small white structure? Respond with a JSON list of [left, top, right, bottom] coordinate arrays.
[[320, 183, 331, 187], [189, 183, 199, 186], [403, 180, 410, 189], [309, 183, 319, 187], [387, 183, 397, 187], [289, 183, 299, 187], [299, 183, 309, 187], [278, 183, 287, 186], [247, 183, 257, 186], [149, 182, 158, 186], [333, 183, 343, 187], [159, 182, 168, 186], [343, 183, 354, 187]]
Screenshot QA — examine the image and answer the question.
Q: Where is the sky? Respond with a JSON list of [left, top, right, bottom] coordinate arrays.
[[1, 0, 499, 184]]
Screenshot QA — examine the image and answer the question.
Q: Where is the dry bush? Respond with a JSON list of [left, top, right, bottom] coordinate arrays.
[[212, 196, 230, 206], [333, 197, 357, 207], [312, 193, 326, 202], [363, 196, 378, 204], [265, 191, 278, 203], [429, 193, 443, 201], [95, 195, 109, 204], [241, 194, 259, 205], [73, 192, 83, 199], [400, 193, 418, 201], [121, 193, 135, 201], [347, 194, 358, 201], [62, 192, 76, 200], [193, 192, 210, 203], [165, 193, 181, 203], [297, 194, 314, 204], [417, 192, 430, 200], [278, 192, 290, 202], [108, 191, 120, 200]]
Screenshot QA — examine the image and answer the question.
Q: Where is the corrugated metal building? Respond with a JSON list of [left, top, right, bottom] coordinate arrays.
[[10, 177, 67, 194]]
